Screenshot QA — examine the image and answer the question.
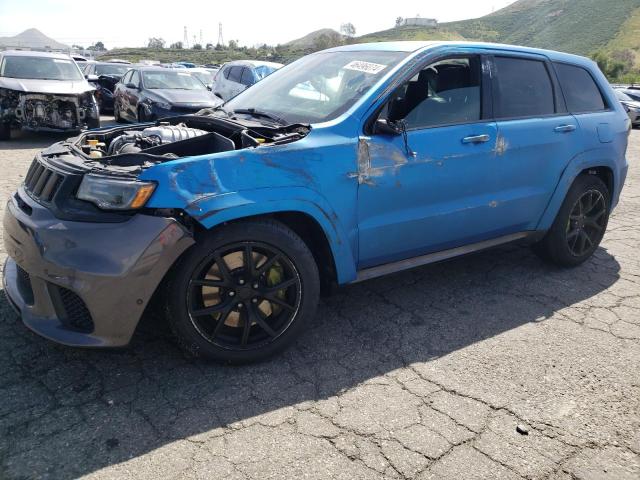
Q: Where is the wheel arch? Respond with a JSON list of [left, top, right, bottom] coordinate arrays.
[[186, 191, 357, 285], [537, 154, 619, 231]]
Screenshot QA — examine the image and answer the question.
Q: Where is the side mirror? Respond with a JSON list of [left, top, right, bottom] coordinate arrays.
[[206, 85, 212, 91], [373, 118, 401, 136], [86, 74, 99, 82], [126, 83, 138, 90]]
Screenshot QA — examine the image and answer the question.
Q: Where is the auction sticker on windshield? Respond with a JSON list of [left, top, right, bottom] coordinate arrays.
[[343, 60, 387, 74]]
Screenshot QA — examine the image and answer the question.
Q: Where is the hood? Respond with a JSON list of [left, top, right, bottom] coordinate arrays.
[[149, 88, 221, 106], [622, 100, 640, 109], [0, 77, 95, 95]]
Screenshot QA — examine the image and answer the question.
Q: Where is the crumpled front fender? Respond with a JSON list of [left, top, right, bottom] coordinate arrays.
[[185, 186, 357, 284]]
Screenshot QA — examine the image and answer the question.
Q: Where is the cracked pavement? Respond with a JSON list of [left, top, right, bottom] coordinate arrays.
[[0, 126, 639, 479]]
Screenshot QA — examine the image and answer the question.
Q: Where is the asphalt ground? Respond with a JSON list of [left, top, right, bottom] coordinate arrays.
[[0, 120, 638, 479]]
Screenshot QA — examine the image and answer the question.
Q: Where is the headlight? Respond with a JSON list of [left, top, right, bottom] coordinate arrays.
[[77, 175, 156, 210], [154, 101, 172, 110]]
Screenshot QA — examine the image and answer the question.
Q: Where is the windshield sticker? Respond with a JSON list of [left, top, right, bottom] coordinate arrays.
[[53, 59, 72, 64], [178, 72, 191, 76], [343, 60, 387, 74]]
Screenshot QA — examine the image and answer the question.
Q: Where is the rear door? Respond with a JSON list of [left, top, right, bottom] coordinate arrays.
[[488, 54, 582, 231]]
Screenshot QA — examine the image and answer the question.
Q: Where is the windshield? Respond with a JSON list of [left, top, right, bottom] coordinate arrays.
[[616, 90, 633, 102], [192, 71, 214, 85], [95, 64, 129, 77], [142, 71, 207, 90], [254, 65, 280, 80], [225, 50, 408, 124], [620, 90, 640, 102], [0, 55, 84, 81]]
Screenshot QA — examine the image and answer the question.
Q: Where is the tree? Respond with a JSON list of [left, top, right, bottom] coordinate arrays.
[[340, 22, 356, 38], [87, 41, 106, 51], [147, 37, 165, 49], [205, 43, 214, 50], [395, 16, 404, 27], [228, 39, 238, 50], [72, 44, 84, 50], [591, 51, 627, 80], [169, 41, 183, 49], [192, 43, 203, 50]]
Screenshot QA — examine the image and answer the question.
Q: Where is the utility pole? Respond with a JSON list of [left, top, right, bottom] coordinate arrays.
[[183, 26, 190, 48], [200, 29, 203, 46], [217, 22, 224, 47]]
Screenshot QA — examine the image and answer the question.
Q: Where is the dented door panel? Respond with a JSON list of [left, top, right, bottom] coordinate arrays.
[[357, 121, 507, 269], [493, 115, 583, 230]]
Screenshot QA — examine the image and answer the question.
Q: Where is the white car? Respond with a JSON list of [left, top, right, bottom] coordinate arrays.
[[213, 60, 282, 101]]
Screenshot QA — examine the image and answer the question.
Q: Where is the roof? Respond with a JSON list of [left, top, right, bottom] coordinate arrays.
[[0, 49, 74, 60], [323, 41, 593, 64], [223, 60, 284, 68]]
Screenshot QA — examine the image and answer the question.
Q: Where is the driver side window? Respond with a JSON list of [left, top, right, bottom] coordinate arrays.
[[382, 56, 482, 129]]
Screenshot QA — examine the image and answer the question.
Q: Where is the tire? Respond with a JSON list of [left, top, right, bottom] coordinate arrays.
[[114, 101, 125, 123], [533, 174, 610, 267], [86, 117, 100, 130], [0, 121, 11, 141], [166, 219, 320, 363]]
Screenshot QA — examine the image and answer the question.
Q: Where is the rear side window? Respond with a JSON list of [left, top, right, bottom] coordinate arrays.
[[228, 66, 243, 83], [493, 57, 555, 118], [240, 68, 254, 86], [554, 63, 606, 113]]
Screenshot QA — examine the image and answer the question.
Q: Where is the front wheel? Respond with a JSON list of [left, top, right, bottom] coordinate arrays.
[[166, 219, 320, 363], [533, 174, 610, 267], [113, 101, 125, 123]]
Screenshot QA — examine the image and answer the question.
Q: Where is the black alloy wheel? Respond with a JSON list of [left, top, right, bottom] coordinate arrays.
[[533, 174, 610, 267], [565, 190, 607, 257], [166, 219, 320, 363], [187, 241, 302, 351]]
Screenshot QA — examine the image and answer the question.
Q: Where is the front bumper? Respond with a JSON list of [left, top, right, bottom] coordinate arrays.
[[2, 188, 194, 347]]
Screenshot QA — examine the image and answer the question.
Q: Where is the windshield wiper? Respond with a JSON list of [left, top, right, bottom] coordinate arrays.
[[232, 108, 287, 126]]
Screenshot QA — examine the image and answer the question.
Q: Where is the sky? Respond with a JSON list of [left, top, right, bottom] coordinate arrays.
[[0, 0, 517, 49]]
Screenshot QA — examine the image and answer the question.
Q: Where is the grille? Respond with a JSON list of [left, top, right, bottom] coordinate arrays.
[[23, 158, 65, 202], [58, 287, 94, 333], [16, 265, 34, 305]]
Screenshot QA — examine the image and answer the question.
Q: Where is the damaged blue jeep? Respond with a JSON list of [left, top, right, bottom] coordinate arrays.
[[3, 41, 630, 362]]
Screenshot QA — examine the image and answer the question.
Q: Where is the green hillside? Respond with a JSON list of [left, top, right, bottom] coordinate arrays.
[[361, 0, 640, 56], [448, 0, 640, 56], [357, 0, 640, 80]]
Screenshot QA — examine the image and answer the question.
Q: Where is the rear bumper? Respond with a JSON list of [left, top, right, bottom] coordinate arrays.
[[2, 189, 194, 347]]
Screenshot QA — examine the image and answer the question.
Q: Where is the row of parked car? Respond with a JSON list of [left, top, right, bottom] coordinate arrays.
[[613, 85, 640, 126], [0, 49, 282, 139]]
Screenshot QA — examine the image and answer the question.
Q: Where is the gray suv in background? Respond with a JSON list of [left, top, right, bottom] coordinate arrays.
[[0, 50, 100, 140], [213, 60, 282, 101]]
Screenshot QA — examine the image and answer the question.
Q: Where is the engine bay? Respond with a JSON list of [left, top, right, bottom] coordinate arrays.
[[75, 114, 311, 169]]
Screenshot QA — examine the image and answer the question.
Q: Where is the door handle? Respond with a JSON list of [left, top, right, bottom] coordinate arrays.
[[554, 124, 576, 133], [462, 134, 490, 144]]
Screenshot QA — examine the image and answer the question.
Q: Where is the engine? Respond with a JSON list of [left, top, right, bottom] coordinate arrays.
[[15, 94, 80, 130], [107, 123, 207, 155]]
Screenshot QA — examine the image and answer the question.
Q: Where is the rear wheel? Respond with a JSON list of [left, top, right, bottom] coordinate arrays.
[[534, 174, 610, 267], [166, 220, 320, 363]]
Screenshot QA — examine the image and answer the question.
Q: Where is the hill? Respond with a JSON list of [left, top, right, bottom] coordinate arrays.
[[358, 0, 640, 57], [0, 28, 69, 50], [286, 28, 344, 49]]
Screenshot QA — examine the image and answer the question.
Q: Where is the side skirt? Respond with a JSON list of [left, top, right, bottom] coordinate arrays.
[[353, 231, 537, 283]]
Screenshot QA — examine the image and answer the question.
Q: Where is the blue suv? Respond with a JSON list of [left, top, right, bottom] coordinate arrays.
[[3, 42, 630, 363]]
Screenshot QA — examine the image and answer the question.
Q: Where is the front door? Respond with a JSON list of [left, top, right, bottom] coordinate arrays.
[[357, 55, 504, 269]]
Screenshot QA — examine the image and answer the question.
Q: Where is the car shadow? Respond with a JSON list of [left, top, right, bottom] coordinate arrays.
[[0, 117, 117, 151], [0, 243, 621, 478]]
